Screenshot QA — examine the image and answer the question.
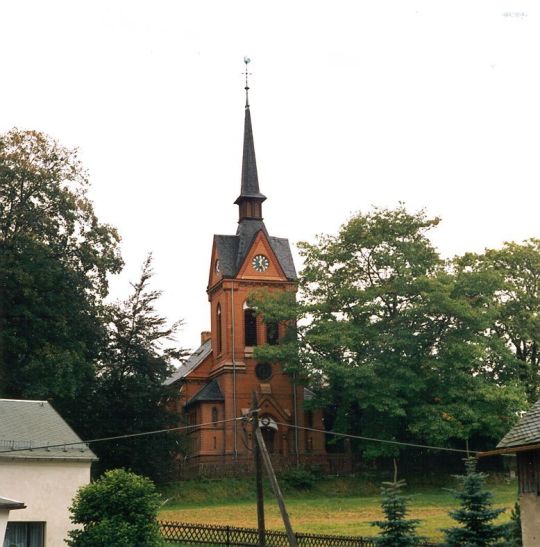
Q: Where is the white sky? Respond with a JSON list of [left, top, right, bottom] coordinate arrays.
[[1, 0, 538, 352]]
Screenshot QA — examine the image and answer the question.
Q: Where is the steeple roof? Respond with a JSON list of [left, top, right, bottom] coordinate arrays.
[[234, 106, 266, 205]]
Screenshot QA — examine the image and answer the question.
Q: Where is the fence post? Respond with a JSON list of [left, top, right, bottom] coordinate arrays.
[[226, 525, 230, 546]]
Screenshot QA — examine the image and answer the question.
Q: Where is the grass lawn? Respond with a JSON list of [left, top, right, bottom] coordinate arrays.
[[160, 479, 517, 542]]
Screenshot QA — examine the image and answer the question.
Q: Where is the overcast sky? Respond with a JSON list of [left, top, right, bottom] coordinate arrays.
[[1, 0, 537, 352]]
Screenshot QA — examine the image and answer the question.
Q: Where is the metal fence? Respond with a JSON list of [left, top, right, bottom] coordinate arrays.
[[160, 521, 438, 547]]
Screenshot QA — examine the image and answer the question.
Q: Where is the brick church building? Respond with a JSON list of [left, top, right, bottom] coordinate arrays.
[[166, 84, 326, 474]]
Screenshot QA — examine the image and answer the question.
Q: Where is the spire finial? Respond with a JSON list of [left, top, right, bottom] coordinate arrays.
[[243, 56, 251, 108]]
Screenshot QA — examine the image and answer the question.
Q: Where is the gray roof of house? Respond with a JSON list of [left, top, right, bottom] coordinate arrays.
[[164, 339, 212, 385], [185, 379, 224, 408], [0, 496, 26, 510], [497, 400, 540, 449], [0, 399, 97, 461]]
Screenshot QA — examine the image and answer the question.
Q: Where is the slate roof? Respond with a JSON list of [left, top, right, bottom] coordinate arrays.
[[0, 399, 97, 461], [234, 107, 266, 204], [497, 400, 540, 449], [185, 379, 224, 408], [214, 225, 297, 281], [164, 339, 212, 385]]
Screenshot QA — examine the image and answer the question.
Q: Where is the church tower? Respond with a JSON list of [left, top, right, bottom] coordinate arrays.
[[166, 64, 326, 473]]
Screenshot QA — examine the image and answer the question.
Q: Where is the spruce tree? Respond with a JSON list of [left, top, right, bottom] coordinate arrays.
[[444, 457, 506, 546], [504, 502, 522, 546], [371, 479, 424, 546]]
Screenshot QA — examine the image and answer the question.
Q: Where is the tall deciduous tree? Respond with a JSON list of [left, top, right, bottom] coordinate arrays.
[[458, 240, 540, 402], [0, 129, 122, 426], [90, 255, 186, 480], [254, 206, 526, 458]]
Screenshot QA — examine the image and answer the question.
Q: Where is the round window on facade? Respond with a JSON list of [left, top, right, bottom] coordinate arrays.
[[255, 362, 272, 381]]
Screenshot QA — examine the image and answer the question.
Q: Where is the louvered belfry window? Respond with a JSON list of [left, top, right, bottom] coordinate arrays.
[[244, 307, 258, 346], [216, 304, 222, 354]]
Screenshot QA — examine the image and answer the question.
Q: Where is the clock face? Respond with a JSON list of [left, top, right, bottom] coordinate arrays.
[[252, 254, 269, 272]]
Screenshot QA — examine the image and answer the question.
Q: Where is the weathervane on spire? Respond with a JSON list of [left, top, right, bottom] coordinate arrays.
[[243, 56, 251, 108]]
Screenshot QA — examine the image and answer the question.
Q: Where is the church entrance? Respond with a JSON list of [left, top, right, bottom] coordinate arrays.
[[259, 416, 278, 453]]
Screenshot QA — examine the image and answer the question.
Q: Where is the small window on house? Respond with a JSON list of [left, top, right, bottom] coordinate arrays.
[[213, 436, 217, 449], [212, 407, 218, 425], [4, 522, 45, 547], [266, 320, 279, 345], [306, 410, 313, 429], [244, 303, 258, 346], [216, 304, 222, 354]]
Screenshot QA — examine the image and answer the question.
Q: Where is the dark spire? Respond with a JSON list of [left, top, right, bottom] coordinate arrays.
[[235, 57, 266, 221]]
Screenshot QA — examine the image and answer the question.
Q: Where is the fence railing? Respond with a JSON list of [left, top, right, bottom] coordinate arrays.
[[160, 521, 438, 547]]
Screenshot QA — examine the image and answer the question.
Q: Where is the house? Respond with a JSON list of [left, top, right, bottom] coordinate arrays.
[[0, 497, 25, 546], [0, 399, 97, 547], [479, 399, 540, 546], [165, 79, 327, 475]]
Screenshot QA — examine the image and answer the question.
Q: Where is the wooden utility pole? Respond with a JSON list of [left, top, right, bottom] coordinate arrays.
[[254, 427, 298, 547], [251, 392, 266, 547]]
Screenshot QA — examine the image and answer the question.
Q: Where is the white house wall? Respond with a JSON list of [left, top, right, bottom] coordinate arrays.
[[0, 509, 10, 545], [0, 459, 91, 547]]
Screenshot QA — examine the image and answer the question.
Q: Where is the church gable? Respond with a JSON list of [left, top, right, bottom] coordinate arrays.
[[237, 231, 287, 281], [208, 240, 223, 289]]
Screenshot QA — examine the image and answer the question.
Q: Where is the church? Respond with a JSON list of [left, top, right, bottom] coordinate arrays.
[[166, 77, 326, 475]]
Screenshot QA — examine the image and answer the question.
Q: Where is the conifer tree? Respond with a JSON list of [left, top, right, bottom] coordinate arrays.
[[504, 502, 522, 546], [371, 479, 423, 546], [444, 457, 506, 546]]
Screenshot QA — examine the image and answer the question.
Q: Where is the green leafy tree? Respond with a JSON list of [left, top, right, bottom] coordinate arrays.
[[67, 469, 163, 547], [254, 206, 526, 457], [459, 240, 540, 402], [0, 129, 122, 427], [90, 254, 186, 480], [443, 458, 506, 546], [371, 479, 424, 546]]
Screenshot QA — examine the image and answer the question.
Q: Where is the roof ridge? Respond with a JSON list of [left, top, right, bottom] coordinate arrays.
[[0, 398, 49, 404]]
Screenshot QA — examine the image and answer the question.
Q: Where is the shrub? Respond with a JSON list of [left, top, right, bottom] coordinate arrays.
[[67, 469, 163, 547], [280, 467, 317, 490]]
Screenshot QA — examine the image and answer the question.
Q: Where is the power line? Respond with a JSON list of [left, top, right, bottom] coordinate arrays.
[[0, 417, 240, 455], [0, 416, 473, 456], [276, 422, 473, 455]]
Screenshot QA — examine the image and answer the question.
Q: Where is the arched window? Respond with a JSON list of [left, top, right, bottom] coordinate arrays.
[[216, 304, 222, 354], [266, 320, 279, 345], [212, 407, 218, 425], [243, 302, 258, 346]]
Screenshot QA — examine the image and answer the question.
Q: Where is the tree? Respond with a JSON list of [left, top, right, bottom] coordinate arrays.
[[90, 255, 186, 480], [443, 458, 506, 546], [253, 206, 526, 458], [504, 502, 522, 546], [67, 469, 163, 547], [371, 479, 424, 546], [0, 129, 122, 426], [458, 240, 540, 402]]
